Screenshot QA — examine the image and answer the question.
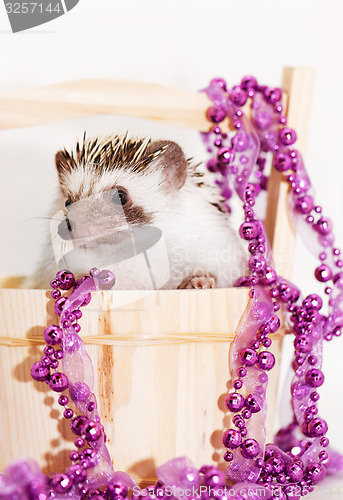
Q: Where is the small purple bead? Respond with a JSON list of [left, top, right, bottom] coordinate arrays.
[[43, 325, 63, 346], [306, 369, 325, 388], [210, 77, 227, 91], [261, 266, 277, 285], [295, 194, 314, 214], [83, 421, 103, 442], [217, 147, 235, 165], [273, 152, 292, 172], [106, 481, 129, 499], [222, 428, 242, 449], [49, 372, 69, 392], [51, 473, 72, 493], [82, 448, 99, 467], [315, 264, 332, 283], [56, 270, 75, 290], [71, 416, 89, 436], [64, 409, 74, 419], [66, 464, 87, 483], [240, 438, 260, 459], [265, 456, 285, 475], [31, 362, 50, 382], [69, 451, 79, 461], [225, 392, 245, 412], [257, 351, 275, 371], [54, 296, 67, 316], [239, 347, 258, 366], [279, 128, 297, 145], [51, 289, 61, 299], [264, 87, 282, 103], [203, 467, 226, 487], [75, 437, 85, 448], [239, 221, 261, 240], [70, 382, 91, 403]]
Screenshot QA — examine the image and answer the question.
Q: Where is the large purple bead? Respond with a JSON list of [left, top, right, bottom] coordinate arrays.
[[264, 87, 282, 103], [71, 416, 89, 436], [54, 296, 67, 316], [239, 347, 258, 366], [307, 418, 328, 437], [51, 473, 72, 493], [265, 456, 285, 475], [306, 369, 324, 388], [217, 147, 235, 165], [230, 86, 248, 106], [239, 221, 261, 240], [294, 334, 312, 353], [56, 270, 75, 290], [244, 394, 262, 413], [43, 325, 63, 346], [305, 462, 326, 484], [222, 429, 242, 449], [206, 105, 226, 124], [286, 461, 304, 482], [303, 294, 323, 311], [49, 372, 69, 392], [314, 217, 332, 235], [240, 438, 260, 458], [241, 75, 257, 90], [294, 195, 314, 214], [279, 128, 297, 145], [273, 153, 292, 172], [69, 382, 91, 402], [315, 264, 332, 282], [203, 467, 226, 487], [225, 392, 245, 412], [257, 351, 275, 371], [97, 270, 116, 290], [106, 480, 129, 499], [31, 361, 50, 382], [83, 421, 103, 442]]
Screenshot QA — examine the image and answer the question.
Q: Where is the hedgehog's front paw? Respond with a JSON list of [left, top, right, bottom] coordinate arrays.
[[178, 275, 216, 289]]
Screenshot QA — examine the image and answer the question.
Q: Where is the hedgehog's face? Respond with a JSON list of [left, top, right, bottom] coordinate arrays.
[[54, 135, 188, 245]]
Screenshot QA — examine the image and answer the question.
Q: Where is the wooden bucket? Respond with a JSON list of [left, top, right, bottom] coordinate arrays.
[[0, 67, 315, 483]]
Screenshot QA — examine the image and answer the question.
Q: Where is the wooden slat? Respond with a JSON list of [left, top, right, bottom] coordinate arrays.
[[0, 79, 216, 131], [265, 67, 315, 280]]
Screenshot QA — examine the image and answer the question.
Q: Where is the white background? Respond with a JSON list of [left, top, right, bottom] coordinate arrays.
[[0, 0, 343, 495]]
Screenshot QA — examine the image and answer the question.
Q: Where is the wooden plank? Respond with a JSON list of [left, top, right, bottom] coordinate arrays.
[[265, 67, 315, 280]]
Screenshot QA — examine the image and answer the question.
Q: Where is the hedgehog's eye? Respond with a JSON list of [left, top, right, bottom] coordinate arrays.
[[112, 189, 128, 206], [65, 197, 72, 210]]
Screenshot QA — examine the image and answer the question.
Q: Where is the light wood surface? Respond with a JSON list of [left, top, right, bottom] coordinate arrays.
[[0, 67, 315, 480]]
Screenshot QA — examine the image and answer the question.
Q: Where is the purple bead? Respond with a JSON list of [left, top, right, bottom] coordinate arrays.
[[286, 462, 304, 482], [306, 369, 324, 388], [273, 153, 292, 172], [267, 315, 281, 334], [71, 416, 89, 436], [49, 372, 69, 392], [239, 221, 261, 240], [239, 347, 258, 366], [305, 462, 326, 484], [265, 457, 284, 475], [240, 438, 260, 459], [69, 451, 79, 461], [294, 194, 314, 214], [83, 421, 103, 442], [106, 481, 129, 499], [210, 77, 227, 91], [222, 428, 242, 449], [230, 86, 248, 106], [43, 325, 63, 346], [303, 294, 323, 310], [31, 361, 50, 382], [279, 128, 297, 145], [244, 394, 262, 413], [54, 296, 67, 316], [203, 467, 226, 487], [231, 132, 249, 152], [75, 437, 85, 448], [241, 75, 257, 90], [206, 105, 226, 124], [294, 334, 312, 353], [51, 289, 61, 299], [315, 217, 332, 235], [51, 473, 72, 493], [225, 392, 245, 412], [249, 255, 266, 272], [264, 87, 282, 103], [69, 382, 91, 402], [307, 418, 328, 437], [217, 147, 234, 165], [64, 409, 74, 419], [82, 448, 99, 467], [56, 270, 75, 290], [257, 351, 275, 371], [315, 264, 332, 282]]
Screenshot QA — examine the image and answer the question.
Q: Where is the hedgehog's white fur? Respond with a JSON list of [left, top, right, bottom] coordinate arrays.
[[27, 135, 248, 289]]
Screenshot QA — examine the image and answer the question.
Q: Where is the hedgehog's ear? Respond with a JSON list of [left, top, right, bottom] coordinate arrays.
[[147, 140, 188, 191], [55, 150, 77, 178]]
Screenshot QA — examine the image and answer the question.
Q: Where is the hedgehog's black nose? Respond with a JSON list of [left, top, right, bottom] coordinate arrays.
[[58, 218, 75, 240]]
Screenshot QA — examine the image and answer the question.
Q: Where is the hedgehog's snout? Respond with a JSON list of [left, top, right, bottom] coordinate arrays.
[[58, 217, 75, 240]]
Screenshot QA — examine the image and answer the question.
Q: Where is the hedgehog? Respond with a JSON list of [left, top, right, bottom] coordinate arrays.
[[27, 134, 247, 289]]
